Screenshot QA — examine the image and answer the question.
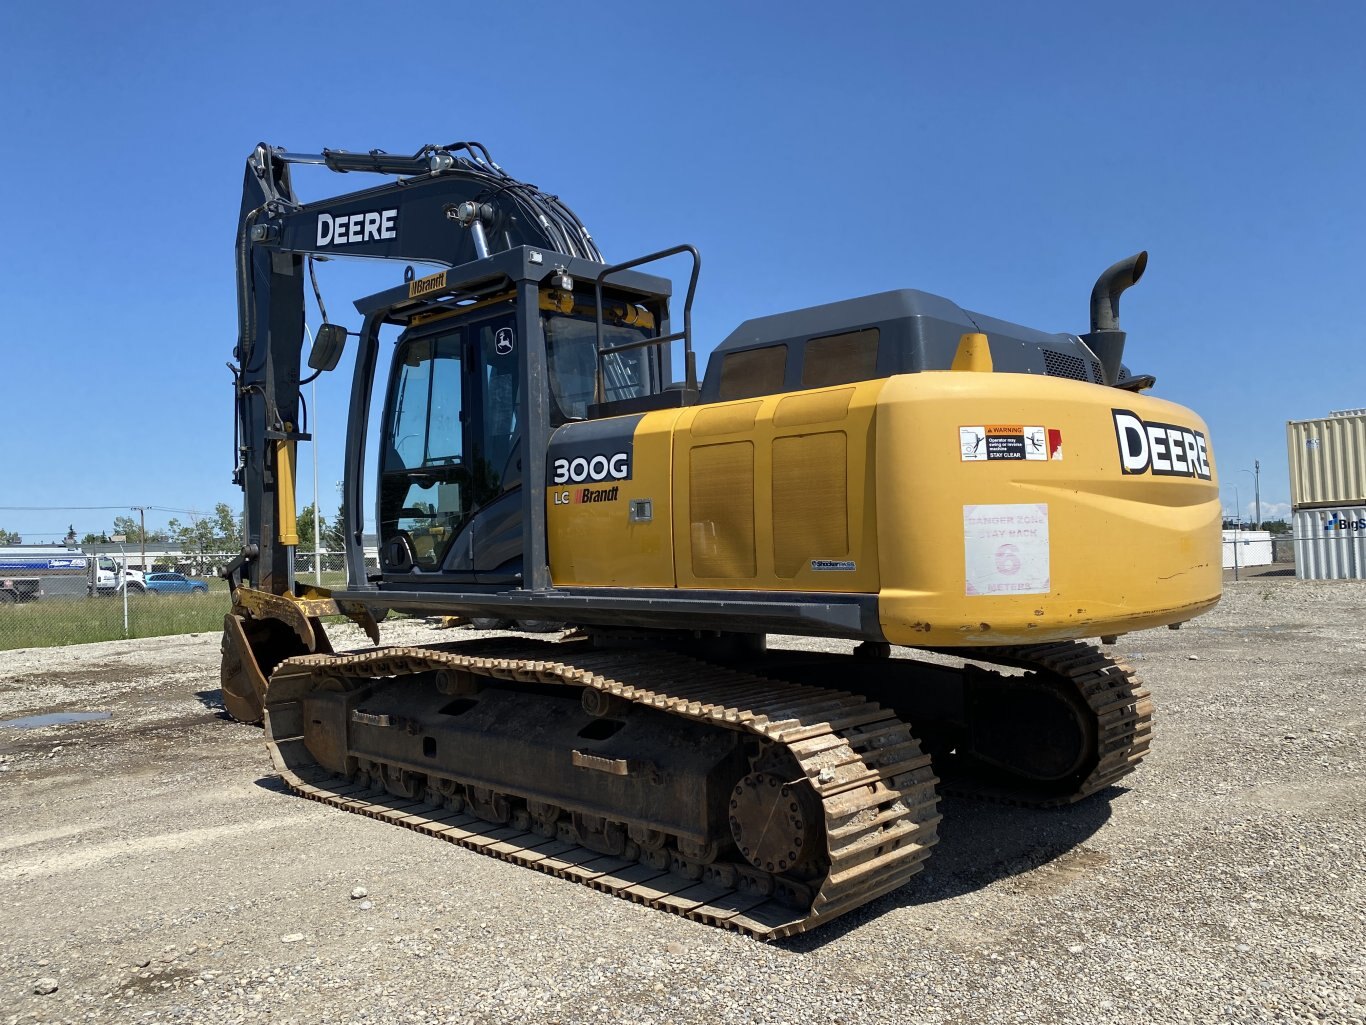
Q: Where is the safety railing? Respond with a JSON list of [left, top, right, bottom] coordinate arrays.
[[593, 244, 701, 403]]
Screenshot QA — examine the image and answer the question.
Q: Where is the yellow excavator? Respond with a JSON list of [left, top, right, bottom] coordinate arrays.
[[223, 141, 1220, 938]]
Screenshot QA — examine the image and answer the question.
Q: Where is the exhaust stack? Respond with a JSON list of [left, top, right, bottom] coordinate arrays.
[[1081, 251, 1147, 386]]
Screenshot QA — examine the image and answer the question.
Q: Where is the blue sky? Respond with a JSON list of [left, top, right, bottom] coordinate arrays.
[[1, 1, 1361, 541]]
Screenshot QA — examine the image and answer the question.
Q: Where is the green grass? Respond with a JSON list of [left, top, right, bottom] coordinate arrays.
[[294, 570, 350, 590], [0, 592, 232, 651], [0, 571, 363, 652]]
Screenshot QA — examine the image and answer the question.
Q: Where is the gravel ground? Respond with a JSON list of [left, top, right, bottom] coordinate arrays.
[[1, 580, 1363, 1025]]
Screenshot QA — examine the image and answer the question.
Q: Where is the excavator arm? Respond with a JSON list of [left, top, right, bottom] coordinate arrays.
[[230, 142, 603, 597]]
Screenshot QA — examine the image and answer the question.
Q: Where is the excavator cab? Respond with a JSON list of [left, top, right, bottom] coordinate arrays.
[[352, 249, 696, 589]]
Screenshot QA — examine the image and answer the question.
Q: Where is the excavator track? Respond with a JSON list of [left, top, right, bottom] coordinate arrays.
[[939, 641, 1154, 806], [264, 641, 942, 939]]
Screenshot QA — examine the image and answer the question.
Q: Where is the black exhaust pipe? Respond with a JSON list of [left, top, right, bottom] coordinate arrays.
[[1080, 251, 1147, 386]]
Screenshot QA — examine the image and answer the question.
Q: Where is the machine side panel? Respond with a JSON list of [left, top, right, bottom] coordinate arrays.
[[545, 411, 684, 587], [670, 380, 885, 594], [872, 373, 1222, 645]]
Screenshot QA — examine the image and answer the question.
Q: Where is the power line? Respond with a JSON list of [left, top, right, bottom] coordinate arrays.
[[0, 505, 137, 511], [0, 504, 238, 516]]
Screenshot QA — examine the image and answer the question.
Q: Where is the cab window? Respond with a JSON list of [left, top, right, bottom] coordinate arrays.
[[543, 312, 651, 423], [379, 332, 467, 570]]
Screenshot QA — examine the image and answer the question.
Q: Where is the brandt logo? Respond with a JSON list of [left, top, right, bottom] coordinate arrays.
[[575, 485, 619, 504]]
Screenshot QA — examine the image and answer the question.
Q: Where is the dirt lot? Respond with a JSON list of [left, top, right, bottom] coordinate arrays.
[[2, 580, 1363, 1025]]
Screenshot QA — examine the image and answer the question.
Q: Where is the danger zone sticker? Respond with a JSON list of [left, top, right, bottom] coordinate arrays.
[[960, 425, 1061, 462], [964, 503, 1051, 595]]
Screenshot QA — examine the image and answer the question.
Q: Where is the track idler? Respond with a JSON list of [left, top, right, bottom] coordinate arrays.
[[944, 642, 1154, 805]]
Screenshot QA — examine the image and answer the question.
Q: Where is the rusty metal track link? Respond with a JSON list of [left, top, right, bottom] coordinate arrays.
[[265, 641, 941, 939]]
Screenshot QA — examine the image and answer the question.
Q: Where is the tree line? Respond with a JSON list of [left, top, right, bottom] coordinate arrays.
[[1, 503, 347, 553]]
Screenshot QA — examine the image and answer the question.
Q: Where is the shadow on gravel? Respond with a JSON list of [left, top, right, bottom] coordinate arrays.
[[194, 688, 234, 721], [913, 791, 1116, 900], [1223, 565, 1297, 580], [776, 788, 1118, 951], [240, 756, 1118, 951]]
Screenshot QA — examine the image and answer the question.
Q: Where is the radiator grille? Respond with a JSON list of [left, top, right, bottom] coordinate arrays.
[[1043, 350, 1088, 381], [772, 432, 848, 577], [690, 442, 756, 578]]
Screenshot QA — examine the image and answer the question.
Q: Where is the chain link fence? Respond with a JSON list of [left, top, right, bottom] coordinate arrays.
[[3, 533, 1345, 652], [1223, 531, 1294, 579], [0, 551, 377, 653]]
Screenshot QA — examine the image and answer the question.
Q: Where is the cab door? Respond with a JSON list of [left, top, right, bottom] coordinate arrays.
[[376, 312, 526, 583], [455, 312, 525, 582], [377, 329, 473, 577]]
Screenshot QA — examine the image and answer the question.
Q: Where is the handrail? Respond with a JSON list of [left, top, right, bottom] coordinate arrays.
[[593, 244, 701, 405]]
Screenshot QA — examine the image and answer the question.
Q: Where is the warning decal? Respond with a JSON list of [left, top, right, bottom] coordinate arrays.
[[964, 503, 1051, 596], [960, 425, 1059, 462]]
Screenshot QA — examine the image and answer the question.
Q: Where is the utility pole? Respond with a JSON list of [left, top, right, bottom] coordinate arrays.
[[131, 505, 147, 576], [1254, 459, 1261, 530], [312, 389, 322, 586], [110, 534, 129, 636]]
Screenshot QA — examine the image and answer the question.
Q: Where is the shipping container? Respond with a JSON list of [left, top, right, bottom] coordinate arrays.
[[1293, 505, 1366, 580], [1286, 409, 1366, 510]]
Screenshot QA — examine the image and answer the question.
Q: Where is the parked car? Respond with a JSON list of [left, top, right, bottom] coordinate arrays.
[[143, 572, 209, 596]]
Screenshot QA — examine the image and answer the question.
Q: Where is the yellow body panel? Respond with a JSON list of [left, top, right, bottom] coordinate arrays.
[[873, 372, 1220, 645], [545, 409, 683, 587], [670, 382, 883, 592], [546, 371, 1221, 647]]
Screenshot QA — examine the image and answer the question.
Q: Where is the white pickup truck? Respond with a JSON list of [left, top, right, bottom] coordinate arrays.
[[90, 556, 146, 595]]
